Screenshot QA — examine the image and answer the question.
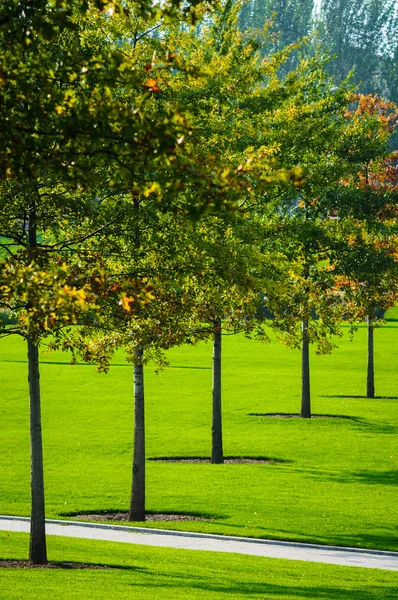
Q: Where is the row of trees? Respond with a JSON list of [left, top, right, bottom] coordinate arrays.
[[0, 0, 397, 564]]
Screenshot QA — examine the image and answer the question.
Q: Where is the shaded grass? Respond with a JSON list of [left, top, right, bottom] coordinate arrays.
[[0, 322, 397, 551], [1, 532, 398, 599]]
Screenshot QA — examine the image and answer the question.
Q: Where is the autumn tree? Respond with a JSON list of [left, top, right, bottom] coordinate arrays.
[[261, 93, 398, 414], [330, 95, 398, 398], [66, 2, 298, 516], [73, 207, 235, 518], [232, 51, 355, 417], [0, 172, 157, 561]]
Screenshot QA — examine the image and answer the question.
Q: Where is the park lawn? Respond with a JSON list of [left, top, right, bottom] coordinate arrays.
[[0, 532, 397, 600], [0, 321, 397, 551], [386, 306, 398, 320]]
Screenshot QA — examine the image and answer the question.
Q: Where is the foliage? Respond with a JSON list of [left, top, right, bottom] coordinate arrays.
[[0, 0, 260, 218], [331, 95, 398, 322], [254, 92, 398, 355]]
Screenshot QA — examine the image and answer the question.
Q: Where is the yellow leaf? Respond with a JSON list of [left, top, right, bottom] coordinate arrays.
[[120, 293, 134, 311], [144, 182, 160, 197]]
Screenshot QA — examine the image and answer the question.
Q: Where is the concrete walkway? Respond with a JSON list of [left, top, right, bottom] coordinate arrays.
[[1, 516, 398, 571]]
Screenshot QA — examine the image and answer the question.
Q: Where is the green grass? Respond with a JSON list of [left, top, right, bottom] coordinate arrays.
[[0, 322, 397, 553], [386, 306, 398, 321], [0, 532, 397, 599]]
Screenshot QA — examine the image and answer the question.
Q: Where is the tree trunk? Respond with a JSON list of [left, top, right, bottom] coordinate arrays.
[[301, 319, 311, 418], [367, 315, 375, 398], [26, 195, 47, 564], [211, 318, 223, 464], [27, 335, 47, 564], [129, 346, 145, 521]]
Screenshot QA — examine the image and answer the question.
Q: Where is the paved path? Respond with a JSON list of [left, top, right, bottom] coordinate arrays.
[[1, 516, 398, 571]]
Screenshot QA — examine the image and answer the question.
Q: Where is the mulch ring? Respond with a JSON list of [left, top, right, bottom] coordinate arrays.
[[73, 512, 208, 522], [249, 413, 353, 419], [148, 457, 282, 464], [0, 560, 114, 569]]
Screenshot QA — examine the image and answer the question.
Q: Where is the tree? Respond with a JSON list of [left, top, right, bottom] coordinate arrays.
[[0, 255, 100, 563], [237, 53, 355, 417], [238, 0, 398, 132], [75, 213, 222, 519], [164, 2, 304, 455], [185, 214, 267, 463], [0, 173, 156, 560], [330, 96, 398, 398], [264, 213, 348, 418], [0, 176, 90, 564], [336, 234, 398, 398]]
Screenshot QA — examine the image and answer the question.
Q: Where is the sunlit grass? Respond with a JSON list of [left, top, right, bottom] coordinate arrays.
[[0, 319, 397, 551], [1, 532, 397, 600]]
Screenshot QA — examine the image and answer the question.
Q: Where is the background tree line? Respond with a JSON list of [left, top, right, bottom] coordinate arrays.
[[238, 0, 398, 141]]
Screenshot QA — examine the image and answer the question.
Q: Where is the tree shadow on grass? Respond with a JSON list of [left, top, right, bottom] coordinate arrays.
[[325, 532, 398, 553], [250, 411, 398, 435], [1, 359, 94, 366], [248, 413, 363, 421], [321, 394, 398, 400], [147, 456, 289, 465], [128, 572, 397, 598], [297, 467, 398, 487], [0, 559, 147, 571], [168, 365, 212, 370], [347, 418, 398, 435]]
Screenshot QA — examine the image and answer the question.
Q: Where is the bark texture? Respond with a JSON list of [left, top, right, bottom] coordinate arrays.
[[211, 318, 224, 464], [301, 319, 311, 418], [129, 346, 145, 521], [28, 336, 47, 564], [367, 315, 375, 398], [27, 196, 47, 564]]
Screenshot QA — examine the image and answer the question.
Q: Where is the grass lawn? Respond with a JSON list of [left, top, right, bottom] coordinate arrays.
[[0, 318, 397, 554], [1, 532, 397, 599]]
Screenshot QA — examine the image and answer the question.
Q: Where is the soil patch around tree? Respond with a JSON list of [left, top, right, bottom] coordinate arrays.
[[248, 413, 358, 419], [0, 560, 114, 569], [64, 511, 211, 522], [148, 456, 283, 464]]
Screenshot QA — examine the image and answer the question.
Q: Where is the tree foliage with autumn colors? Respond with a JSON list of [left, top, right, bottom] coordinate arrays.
[[245, 86, 398, 414], [330, 95, 398, 398]]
